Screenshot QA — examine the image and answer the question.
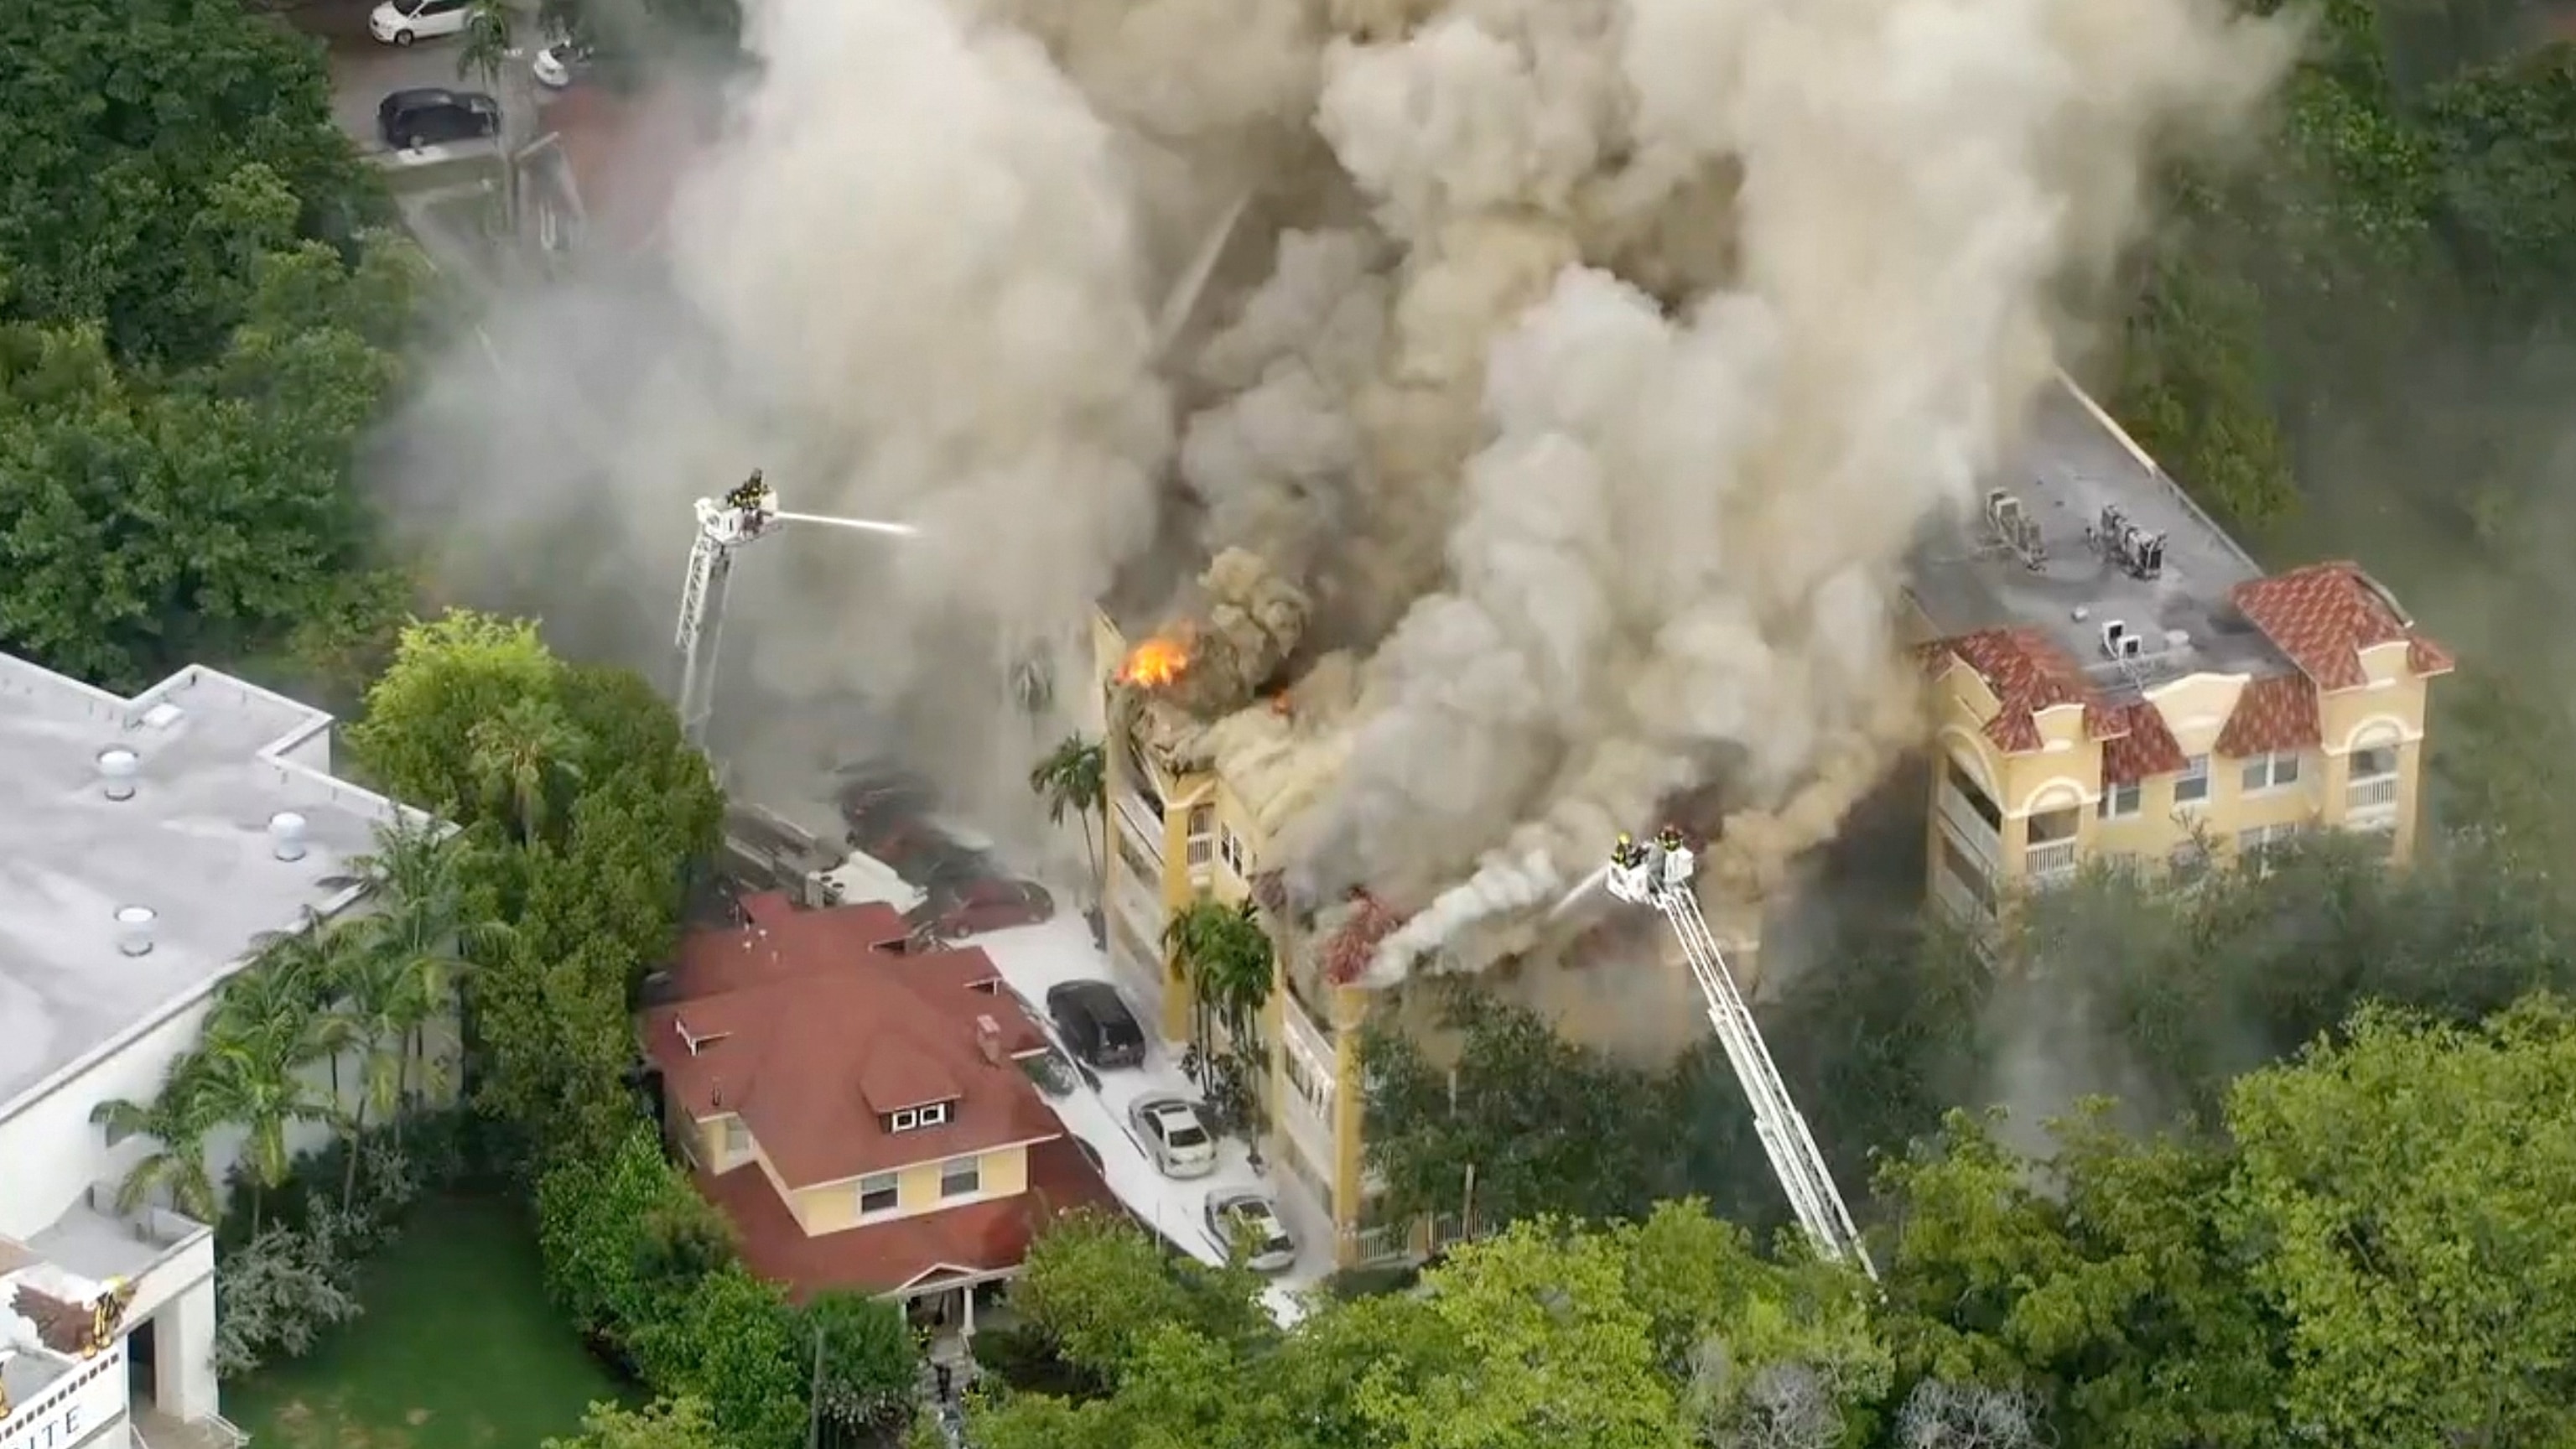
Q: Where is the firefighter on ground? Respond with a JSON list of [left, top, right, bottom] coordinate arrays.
[[1613, 832, 1644, 869]]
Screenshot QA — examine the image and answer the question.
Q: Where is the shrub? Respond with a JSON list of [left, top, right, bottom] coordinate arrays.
[[211, 1218, 365, 1379]]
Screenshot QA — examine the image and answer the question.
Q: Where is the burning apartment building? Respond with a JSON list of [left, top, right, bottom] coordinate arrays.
[[1084, 371, 2450, 1270]]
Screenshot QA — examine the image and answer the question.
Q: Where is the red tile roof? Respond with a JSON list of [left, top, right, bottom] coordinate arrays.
[[1924, 628, 2122, 754], [2215, 673, 2323, 756], [701, 1137, 1119, 1301], [1322, 890, 1405, 984], [2100, 700, 2188, 786], [642, 896, 1057, 1189], [2231, 562, 2454, 692]]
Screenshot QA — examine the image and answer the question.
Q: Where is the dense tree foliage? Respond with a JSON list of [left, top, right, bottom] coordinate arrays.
[[0, 0, 424, 690], [2112, 0, 2576, 540], [350, 610, 723, 1166], [1015, 997, 2576, 1448]]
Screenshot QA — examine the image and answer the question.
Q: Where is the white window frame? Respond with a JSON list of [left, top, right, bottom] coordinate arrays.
[[2097, 780, 2141, 819], [2172, 754, 2210, 806], [889, 1100, 952, 1133], [2241, 750, 2302, 793], [1186, 803, 1214, 867], [939, 1156, 981, 1199], [858, 1172, 900, 1215], [2237, 822, 2301, 875], [1218, 824, 1247, 878]]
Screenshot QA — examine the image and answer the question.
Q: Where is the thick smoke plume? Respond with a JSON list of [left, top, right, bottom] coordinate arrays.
[[372, 0, 2294, 990]]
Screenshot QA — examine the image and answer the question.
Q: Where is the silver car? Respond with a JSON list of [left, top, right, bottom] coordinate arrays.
[[1129, 1094, 1218, 1179], [1203, 1188, 1297, 1274]]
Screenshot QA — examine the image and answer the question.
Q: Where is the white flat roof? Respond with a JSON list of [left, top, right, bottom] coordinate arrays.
[[0, 655, 414, 1115]]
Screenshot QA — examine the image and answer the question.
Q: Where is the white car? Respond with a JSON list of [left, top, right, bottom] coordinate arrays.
[[1203, 1189, 1296, 1274], [370, 0, 470, 46], [1128, 1094, 1217, 1179], [532, 39, 595, 89]]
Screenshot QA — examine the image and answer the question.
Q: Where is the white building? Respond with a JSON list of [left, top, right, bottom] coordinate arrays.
[[0, 654, 418, 1449]]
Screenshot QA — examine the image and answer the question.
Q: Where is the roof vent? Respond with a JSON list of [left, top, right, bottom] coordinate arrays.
[[114, 906, 157, 958], [97, 748, 140, 802], [267, 812, 309, 862], [975, 1014, 1005, 1066]]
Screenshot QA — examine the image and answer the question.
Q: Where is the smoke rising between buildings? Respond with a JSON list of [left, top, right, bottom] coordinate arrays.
[[371, 0, 2299, 991]]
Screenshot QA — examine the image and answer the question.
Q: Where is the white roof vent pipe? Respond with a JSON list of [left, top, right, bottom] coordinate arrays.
[[268, 812, 309, 862], [115, 906, 157, 958], [97, 748, 140, 802]]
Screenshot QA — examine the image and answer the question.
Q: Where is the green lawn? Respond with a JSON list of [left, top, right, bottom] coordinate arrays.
[[226, 1195, 634, 1449]]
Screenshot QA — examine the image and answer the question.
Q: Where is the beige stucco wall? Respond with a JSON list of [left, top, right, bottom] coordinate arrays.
[[1925, 655, 2436, 899], [683, 1109, 1036, 1236]]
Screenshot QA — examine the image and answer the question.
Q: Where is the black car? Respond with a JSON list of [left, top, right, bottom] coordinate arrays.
[[377, 88, 501, 151], [1046, 980, 1145, 1070]]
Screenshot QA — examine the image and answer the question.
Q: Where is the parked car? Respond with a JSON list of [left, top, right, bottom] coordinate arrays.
[[916, 878, 1054, 938], [532, 37, 595, 89], [370, 0, 470, 45], [377, 88, 500, 151], [1046, 980, 1145, 1070], [1128, 1094, 1217, 1179], [1203, 1189, 1297, 1273]]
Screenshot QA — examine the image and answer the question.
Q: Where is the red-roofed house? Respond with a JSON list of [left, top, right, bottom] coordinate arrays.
[[641, 893, 1116, 1317]]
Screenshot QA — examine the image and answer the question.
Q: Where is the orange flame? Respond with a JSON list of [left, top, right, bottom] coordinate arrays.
[[1119, 636, 1191, 688]]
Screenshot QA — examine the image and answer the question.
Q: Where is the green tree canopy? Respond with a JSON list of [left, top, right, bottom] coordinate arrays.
[[543, 1397, 727, 1449]]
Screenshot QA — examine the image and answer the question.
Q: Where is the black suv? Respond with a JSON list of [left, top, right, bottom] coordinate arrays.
[[1046, 981, 1145, 1071], [377, 88, 501, 151]]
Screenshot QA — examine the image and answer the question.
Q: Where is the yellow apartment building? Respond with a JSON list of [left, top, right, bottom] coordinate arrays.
[[1086, 377, 2449, 1265], [1907, 382, 2449, 930], [640, 892, 1119, 1322], [1086, 613, 1406, 1270]]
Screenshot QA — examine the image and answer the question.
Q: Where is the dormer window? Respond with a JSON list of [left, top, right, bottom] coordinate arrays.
[[888, 1100, 953, 1133]]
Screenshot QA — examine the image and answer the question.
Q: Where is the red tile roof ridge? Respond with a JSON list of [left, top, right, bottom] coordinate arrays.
[[1926, 627, 2122, 756], [2231, 562, 2452, 692], [1322, 889, 1407, 984]]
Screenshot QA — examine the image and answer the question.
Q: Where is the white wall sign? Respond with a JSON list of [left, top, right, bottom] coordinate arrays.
[[0, 1342, 127, 1449]]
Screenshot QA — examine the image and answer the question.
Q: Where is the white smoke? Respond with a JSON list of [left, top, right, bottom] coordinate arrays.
[[663, 0, 1175, 720], [1290, 0, 2295, 974], [371, 0, 2293, 986]]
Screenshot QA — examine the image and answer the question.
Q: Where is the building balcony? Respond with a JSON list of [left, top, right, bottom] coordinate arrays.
[[2023, 839, 2080, 882], [29, 1186, 214, 1323], [2346, 773, 2400, 816], [1112, 792, 1165, 871], [1936, 783, 2003, 872]]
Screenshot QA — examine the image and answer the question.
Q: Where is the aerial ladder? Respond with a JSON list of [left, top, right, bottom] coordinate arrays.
[[1606, 831, 1878, 1279], [673, 471, 918, 749]]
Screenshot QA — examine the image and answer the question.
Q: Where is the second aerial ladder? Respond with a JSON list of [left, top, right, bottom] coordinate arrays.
[[1607, 830, 1877, 1279]]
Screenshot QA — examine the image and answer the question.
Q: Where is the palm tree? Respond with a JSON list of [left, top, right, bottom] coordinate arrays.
[[91, 1053, 221, 1221], [1166, 898, 1275, 1066], [322, 947, 413, 1208], [1028, 735, 1106, 915], [195, 1013, 340, 1236], [469, 696, 584, 844], [250, 911, 376, 1188], [334, 820, 513, 1136], [457, 0, 514, 90]]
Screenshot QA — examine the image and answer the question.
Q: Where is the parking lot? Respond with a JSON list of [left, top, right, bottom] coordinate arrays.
[[279, 0, 537, 153]]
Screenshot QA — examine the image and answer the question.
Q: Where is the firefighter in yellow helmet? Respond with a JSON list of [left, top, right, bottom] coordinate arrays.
[[1613, 832, 1641, 868]]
